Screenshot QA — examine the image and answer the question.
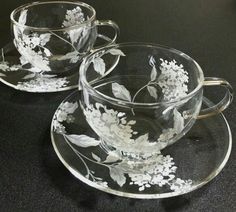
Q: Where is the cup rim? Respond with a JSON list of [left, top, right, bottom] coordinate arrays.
[[10, 1, 96, 32], [80, 42, 205, 107]]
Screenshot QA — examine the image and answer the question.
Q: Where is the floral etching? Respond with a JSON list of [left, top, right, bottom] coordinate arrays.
[[52, 101, 192, 192]]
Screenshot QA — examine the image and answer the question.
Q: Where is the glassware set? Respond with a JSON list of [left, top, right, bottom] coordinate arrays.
[[0, 1, 234, 199]]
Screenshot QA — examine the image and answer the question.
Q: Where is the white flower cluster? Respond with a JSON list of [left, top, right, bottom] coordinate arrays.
[[129, 154, 192, 192], [52, 101, 192, 193], [83, 101, 186, 155], [83, 103, 136, 147], [14, 27, 52, 72], [62, 6, 89, 46], [158, 59, 189, 101], [62, 6, 85, 27], [53, 102, 78, 134], [17, 75, 68, 93], [0, 61, 21, 73], [0, 49, 21, 74]]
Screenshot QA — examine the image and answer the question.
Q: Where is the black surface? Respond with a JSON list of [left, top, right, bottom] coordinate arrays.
[[0, 0, 236, 211]]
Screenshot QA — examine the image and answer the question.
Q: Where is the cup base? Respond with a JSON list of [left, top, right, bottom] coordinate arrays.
[[100, 139, 162, 171]]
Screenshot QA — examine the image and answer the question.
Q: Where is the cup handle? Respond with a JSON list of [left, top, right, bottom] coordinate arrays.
[[93, 20, 120, 49], [197, 77, 233, 119]]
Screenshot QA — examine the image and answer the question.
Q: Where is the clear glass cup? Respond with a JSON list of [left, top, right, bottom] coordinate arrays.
[[10, 1, 119, 74], [79, 43, 233, 164]]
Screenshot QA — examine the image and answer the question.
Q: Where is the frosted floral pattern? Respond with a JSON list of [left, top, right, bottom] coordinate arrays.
[[158, 58, 189, 101], [0, 49, 22, 76], [110, 56, 189, 103], [62, 6, 86, 45], [0, 48, 69, 91], [16, 75, 69, 92], [91, 48, 126, 76], [13, 9, 52, 72], [12, 6, 89, 73], [52, 101, 193, 193], [83, 52, 189, 152], [82, 102, 185, 154], [83, 103, 137, 146], [129, 155, 192, 192], [52, 102, 78, 134]]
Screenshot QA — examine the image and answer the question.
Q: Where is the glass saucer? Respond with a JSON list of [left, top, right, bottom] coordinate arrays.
[[50, 90, 232, 199], [0, 35, 112, 93]]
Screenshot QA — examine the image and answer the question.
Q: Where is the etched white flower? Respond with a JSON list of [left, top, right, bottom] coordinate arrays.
[[0, 52, 21, 73], [13, 25, 52, 72], [96, 181, 108, 187], [16, 75, 69, 92], [53, 101, 78, 134], [53, 120, 66, 134], [61, 102, 79, 114], [53, 100, 193, 193], [0, 61, 10, 72], [62, 6, 85, 27], [158, 58, 189, 101], [128, 153, 192, 191], [62, 6, 87, 45], [83, 103, 136, 148], [170, 178, 193, 192]]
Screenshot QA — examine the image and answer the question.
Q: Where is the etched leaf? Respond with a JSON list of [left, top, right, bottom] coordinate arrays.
[[162, 106, 174, 116], [173, 108, 184, 133], [109, 167, 126, 187], [56, 51, 80, 63], [149, 56, 156, 67], [111, 82, 131, 101], [19, 56, 28, 66], [28, 66, 43, 73], [44, 48, 52, 57], [108, 49, 125, 56], [41, 74, 57, 78], [150, 66, 157, 81], [23, 73, 36, 80], [104, 151, 120, 163], [40, 33, 51, 46], [93, 57, 106, 75], [147, 85, 158, 99], [68, 28, 84, 44], [135, 133, 150, 146], [18, 9, 28, 25], [65, 134, 100, 147], [92, 153, 101, 162]]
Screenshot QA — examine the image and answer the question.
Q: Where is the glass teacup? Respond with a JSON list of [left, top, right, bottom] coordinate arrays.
[[79, 43, 233, 164], [10, 1, 119, 74]]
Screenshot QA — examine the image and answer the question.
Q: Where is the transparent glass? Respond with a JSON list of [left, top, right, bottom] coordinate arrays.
[[79, 43, 233, 163], [10, 1, 119, 74], [51, 91, 232, 199]]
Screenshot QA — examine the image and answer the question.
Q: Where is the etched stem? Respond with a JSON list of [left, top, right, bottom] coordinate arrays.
[[1, 48, 5, 62], [49, 31, 78, 52], [131, 82, 156, 115], [64, 135, 92, 178], [37, 44, 49, 52], [64, 135, 109, 168], [132, 84, 149, 103]]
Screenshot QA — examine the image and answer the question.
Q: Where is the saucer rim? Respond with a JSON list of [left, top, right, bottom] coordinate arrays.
[[50, 90, 232, 199], [0, 74, 78, 93]]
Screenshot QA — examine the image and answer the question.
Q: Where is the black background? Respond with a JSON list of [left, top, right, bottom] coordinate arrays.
[[0, 0, 236, 211]]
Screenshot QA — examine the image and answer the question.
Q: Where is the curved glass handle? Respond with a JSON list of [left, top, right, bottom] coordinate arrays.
[[197, 77, 233, 119], [93, 20, 120, 49]]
